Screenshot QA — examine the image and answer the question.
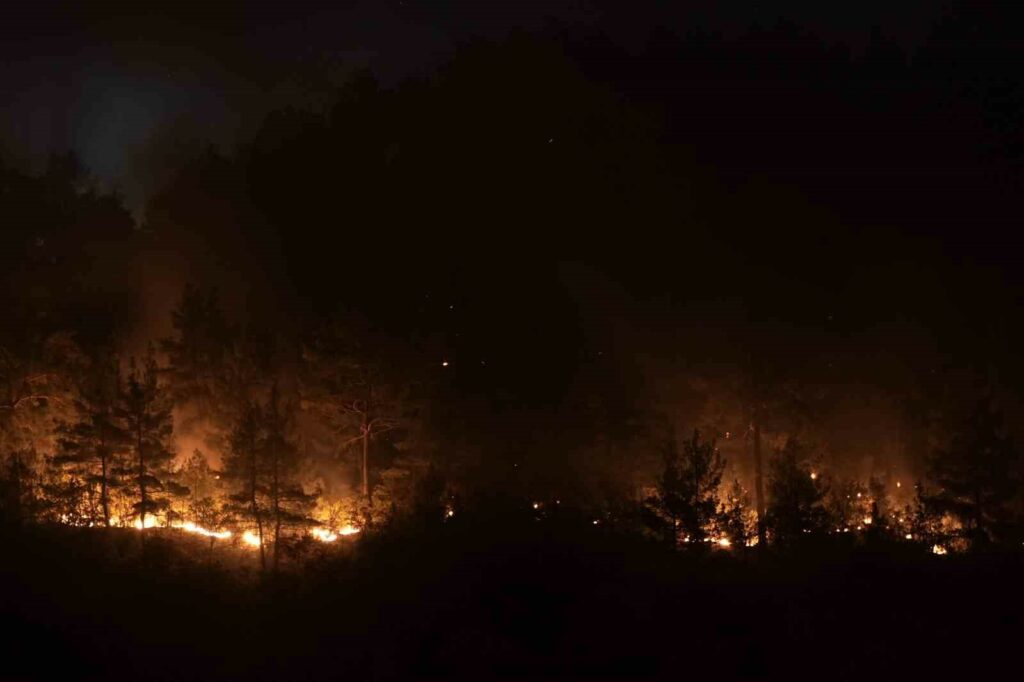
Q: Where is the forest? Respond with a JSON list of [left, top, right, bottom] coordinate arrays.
[[3, 3, 1024, 679]]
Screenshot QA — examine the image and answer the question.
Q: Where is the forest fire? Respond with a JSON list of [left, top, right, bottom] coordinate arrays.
[[63, 510, 358, 548], [310, 527, 338, 542], [5, 4, 1024, 679], [175, 521, 232, 540]]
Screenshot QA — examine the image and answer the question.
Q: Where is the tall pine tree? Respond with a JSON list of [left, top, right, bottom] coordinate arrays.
[[765, 437, 829, 545], [647, 429, 725, 547], [924, 397, 1020, 547], [52, 352, 128, 527], [116, 350, 175, 529]]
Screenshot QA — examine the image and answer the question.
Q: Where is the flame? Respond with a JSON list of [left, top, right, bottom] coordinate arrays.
[[242, 530, 262, 548], [863, 516, 873, 525], [310, 527, 338, 543], [716, 537, 732, 548], [337, 525, 361, 536], [932, 544, 948, 556], [132, 516, 232, 539], [174, 520, 231, 540]]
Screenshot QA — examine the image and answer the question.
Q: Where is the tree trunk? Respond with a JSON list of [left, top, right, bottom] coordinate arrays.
[[100, 449, 110, 528], [137, 423, 146, 531], [361, 425, 370, 503], [250, 452, 266, 572], [753, 419, 766, 547], [272, 453, 281, 572], [745, 352, 767, 547]]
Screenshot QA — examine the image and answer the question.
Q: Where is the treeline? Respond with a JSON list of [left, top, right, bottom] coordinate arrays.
[[0, 281, 452, 568], [5, 280, 1021, 560], [2, 161, 1023, 561], [638, 410, 1023, 554]]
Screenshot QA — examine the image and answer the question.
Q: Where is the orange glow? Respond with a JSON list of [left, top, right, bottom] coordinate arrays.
[[242, 530, 262, 548], [310, 527, 338, 543], [174, 520, 231, 539]]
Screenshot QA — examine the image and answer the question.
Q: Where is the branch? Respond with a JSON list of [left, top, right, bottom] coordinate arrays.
[[368, 417, 397, 435], [0, 394, 67, 411], [24, 373, 61, 385]]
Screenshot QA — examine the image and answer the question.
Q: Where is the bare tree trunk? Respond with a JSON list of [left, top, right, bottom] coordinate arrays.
[[137, 423, 146, 531], [100, 449, 110, 528], [250, 452, 266, 571], [361, 426, 370, 503], [272, 453, 281, 572], [753, 419, 766, 547], [362, 382, 373, 505], [746, 352, 767, 548]]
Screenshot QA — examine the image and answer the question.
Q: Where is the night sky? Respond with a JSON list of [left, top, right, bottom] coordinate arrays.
[[2, 2, 956, 208]]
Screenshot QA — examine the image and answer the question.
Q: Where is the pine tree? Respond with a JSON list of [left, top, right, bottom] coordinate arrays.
[[223, 389, 315, 570], [225, 401, 267, 569], [923, 397, 1021, 548], [116, 350, 176, 530], [302, 318, 410, 505], [263, 385, 315, 570], [161, 284, 245, 458], [161, 284, 233, 409], [52, 353, 128, 527], [647, 429, 725, 547], [719, 479, 755, 547], [765, 438, 829, 545]]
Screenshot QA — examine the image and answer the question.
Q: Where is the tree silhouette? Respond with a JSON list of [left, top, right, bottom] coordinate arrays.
[[765, 438, 829, 545], [923, 397, 1021, 548], [719, 479, 755, 547], [263, 385, 316, 570], [225, 400, 267, 569], [51, 352, 128, 527], [116, 350, 176, 530], [647, 429, 725, 547], [302, 318, 412, 505]]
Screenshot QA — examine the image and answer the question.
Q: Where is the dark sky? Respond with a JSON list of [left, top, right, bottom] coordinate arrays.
[[1, 1, 955, 211]]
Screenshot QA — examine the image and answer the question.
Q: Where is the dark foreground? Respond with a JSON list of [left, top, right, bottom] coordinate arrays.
[[2, 515, 1022, 681]]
